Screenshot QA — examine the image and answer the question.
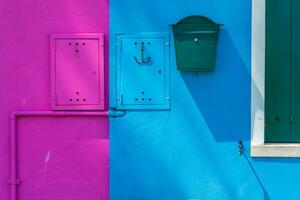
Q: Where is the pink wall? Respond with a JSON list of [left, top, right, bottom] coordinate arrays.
[[17, 116, 109, 200], [0, 0, 109, 199]]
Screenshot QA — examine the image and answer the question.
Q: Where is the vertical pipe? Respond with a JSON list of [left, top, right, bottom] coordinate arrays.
[[9, 111, 109, 200], [10, 115, 17, 200]]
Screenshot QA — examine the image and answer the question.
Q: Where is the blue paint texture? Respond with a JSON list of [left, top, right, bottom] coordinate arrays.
[[110, 0, 300, 199]]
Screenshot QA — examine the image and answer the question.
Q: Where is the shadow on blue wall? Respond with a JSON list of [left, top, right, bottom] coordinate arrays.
[[181, 30, 250, 142], [110, 122, 189, 199], [244, 154, 271, 200]]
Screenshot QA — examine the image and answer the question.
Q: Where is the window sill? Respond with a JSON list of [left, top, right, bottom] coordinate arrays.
[[251, 143, 300, 157]]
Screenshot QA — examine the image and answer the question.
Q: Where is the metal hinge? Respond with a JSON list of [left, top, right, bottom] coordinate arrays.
[[120, 94, 123, 105], [53, 43, 57, 52], [120, 41, 123, 51], [116, 41, 123, 51]]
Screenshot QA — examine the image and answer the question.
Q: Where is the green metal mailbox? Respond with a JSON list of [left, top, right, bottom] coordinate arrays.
[[172, 15, 221, 72]]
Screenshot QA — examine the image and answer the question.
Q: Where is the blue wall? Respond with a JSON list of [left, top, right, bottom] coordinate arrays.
[[110, 1, 300, 199]]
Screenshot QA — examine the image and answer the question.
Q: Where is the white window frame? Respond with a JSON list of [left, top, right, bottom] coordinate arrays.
[[251, 0, 300, 157]]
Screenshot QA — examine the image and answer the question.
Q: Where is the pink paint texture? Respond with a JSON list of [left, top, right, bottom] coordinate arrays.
[[17, 115, 109, 200], [0, 0, 109, 199]]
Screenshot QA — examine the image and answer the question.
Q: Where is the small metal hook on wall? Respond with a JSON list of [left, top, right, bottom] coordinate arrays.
[[134, 42, 151, 64], [238, 140, 243, 156]]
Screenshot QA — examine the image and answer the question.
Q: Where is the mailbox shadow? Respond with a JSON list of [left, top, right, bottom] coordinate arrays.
[[110, 122, 187, 199], [181, 30, 251, 142]]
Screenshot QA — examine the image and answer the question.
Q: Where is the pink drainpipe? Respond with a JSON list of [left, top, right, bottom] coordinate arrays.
[[9, 111, 109, 200]]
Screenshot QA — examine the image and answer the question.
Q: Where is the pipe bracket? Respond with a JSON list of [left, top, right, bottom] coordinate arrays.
[[8, 179, 20, 185], [109, 109, 127, 118]]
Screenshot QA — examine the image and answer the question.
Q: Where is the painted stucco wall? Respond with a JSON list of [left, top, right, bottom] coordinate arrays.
[[109, 1, 298, 200], [0, 0, 109, 199]]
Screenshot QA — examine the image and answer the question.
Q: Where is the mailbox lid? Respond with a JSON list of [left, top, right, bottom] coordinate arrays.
[[50, 34, 105, 110], [116, 33, 170, 110], [172, 15, 220, 32]]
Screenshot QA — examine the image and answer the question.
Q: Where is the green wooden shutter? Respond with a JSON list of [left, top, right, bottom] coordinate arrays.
[[290, 0, 300, 141], [265, 0, 292, 142]]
